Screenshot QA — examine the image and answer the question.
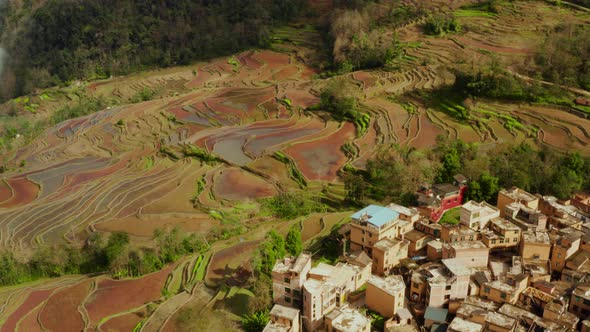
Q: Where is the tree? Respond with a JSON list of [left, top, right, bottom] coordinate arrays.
[[438, 148, 461, 183], [154, 227, 186, 263], [344, 173, 368, 204], [255, 230, 286, 275], [318, 80, 360, 121], [467, 172, 499, 203], [285, 226, 303, 257], [247, 274, 272, 314], [105, 232, 130, 268], [241, 310, 270, 332]]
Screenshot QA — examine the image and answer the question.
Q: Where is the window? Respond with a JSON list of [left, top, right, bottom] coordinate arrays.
[[284, 277, 290, 283], [369, 233, 373, 238], [362, 230, 365, 234], [513, 238, 518, 242], [484, 287, 491, 293], [285, 287, 291, 294], [285, 296, 291, 303], [444, 295, 450, 300], [294, 289, 301, 297], [446, 285, 452, 290], [573, 305, 579, 312], [501, 293, 507, 299], [491, 240, 496, 244]]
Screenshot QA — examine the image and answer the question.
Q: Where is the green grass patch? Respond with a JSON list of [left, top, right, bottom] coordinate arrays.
[[182, 144, 222, 164], [132, 319, 146, 332], [228, 56, 240, 72], [141, 156, 155, 170], [195, 253, 211, 281], [209, 210, 224, 220], [272, 151, 307, 188], [352, 112, 371, 137], [439, 207, 461, 225], [454, 9, 498, 18]]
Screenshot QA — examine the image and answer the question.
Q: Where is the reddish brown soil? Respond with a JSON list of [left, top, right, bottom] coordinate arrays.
[[0, 177, 39, 208], [100, 311, 145, 332], [15, 305, 43, 332], [254, 51, 290, 67], [238, 51, 264, 70], [353, 71, 378, 89], [206, 241, 260, 284], [285, 122, 355, 181], [1, 288, 55, 332], [284, 89, 320, 109], [0, 180, 13, 203], [213, 168, 276, 201], [39, 280, 92, 332], [273, 66, 299, 81], [95, 215, 218, 237], [84, 265, 174, 324], [410, 114, 444, 148], [61, 157, 129, 190]]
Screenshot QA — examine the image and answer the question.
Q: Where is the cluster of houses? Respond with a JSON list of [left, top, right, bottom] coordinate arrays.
[[263, 177, 590, 332]]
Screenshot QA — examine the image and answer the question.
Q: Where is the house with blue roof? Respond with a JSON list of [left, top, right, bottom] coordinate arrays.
[[349, 205, 405, 257]]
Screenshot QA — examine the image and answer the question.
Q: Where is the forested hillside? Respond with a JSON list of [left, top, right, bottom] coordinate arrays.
[[0, 0, 306, 100]]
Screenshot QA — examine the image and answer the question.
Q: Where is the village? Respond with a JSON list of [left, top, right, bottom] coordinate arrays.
[[263, 176, 590, 332]]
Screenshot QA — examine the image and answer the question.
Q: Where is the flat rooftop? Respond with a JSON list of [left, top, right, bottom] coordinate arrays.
[[456, 303, 488, 318], [448, 317, 482, 332], [329, 305, 370, 332], [500, 187, 537, 203], [272, 252, 312, 274], [442, 258, 471, 277], [388, 203, 419, 217], [484, 280, 514, 293], [404, 229, 430, 241], [490, 217, 520, 230], [447, 241, 487, 250], [303, 278, 333, 295], [270, 304, 299, 321], [485, 312, 515, 329], [373, 237, 403, 251], [262, 323, 290, 332], [462, 200, 498, 214], [351, 205, 400, 228], [463, 296, 500, 311], [369, 275, 405, 296], [522, 231, 550, 244]]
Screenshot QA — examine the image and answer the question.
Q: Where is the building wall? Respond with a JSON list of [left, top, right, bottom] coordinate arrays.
[[410, 276, 427, 304], [303, 286, 339, 331], [366, 282, 404, 318], [427, 244, 442, 261], [551, 240, 580, 273], [272, 260, 311, 308], [460, 205, 500, 230], [427, 275, 470, 307], [519, 242, 551, 260], [441, 245, 489, 268], [430, 187, 467, 222], [497, 190, 539, 217], [570, 293, 590, 318], [350, 222, 398, 255], [373, 242, 408, 276], [481, 278, 527, 305]]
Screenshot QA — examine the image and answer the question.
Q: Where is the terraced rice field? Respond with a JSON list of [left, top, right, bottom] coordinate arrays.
[[0, 266, 175, 332], [1, 2, 590, 328]]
